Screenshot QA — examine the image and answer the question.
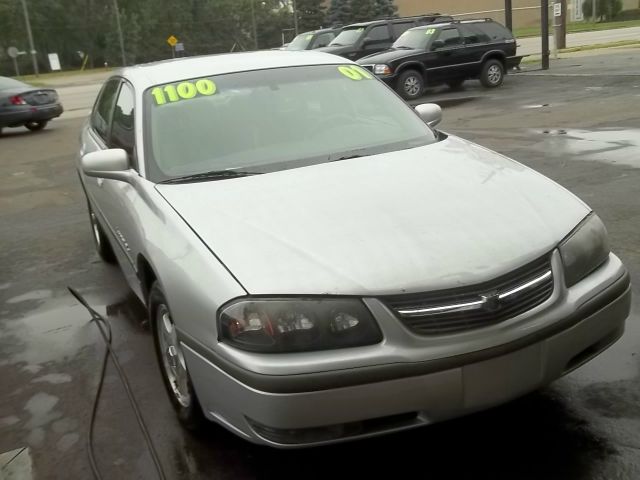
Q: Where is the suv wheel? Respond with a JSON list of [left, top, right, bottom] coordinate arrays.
[[149, 282, 205, 431], [87, 203, 116, 263], [396, 69, 424, 100], [480, 59, 505, 88]]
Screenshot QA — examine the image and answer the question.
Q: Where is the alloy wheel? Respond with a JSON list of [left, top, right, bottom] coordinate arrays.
[[156, 305, 191, 408]]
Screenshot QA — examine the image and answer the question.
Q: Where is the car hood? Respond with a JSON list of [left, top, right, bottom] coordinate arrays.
[[358, 48, 418, 64], [156, 136, 589, 296], [316, 45, 355, 56]]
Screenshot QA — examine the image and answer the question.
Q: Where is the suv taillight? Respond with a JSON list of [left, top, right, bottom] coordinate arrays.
[[10, 95, 26, 105]]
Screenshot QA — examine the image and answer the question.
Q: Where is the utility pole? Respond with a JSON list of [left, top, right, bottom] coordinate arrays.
[[250, 0, 258, 50], [292, 0, 299, 35], [20, 0, 39, 76], [112, 0, 127, 66], [553, 0, 566, 50], [541, 0, 550, 70], [505, 0, 513, 31], [592, 0, 597, 22]]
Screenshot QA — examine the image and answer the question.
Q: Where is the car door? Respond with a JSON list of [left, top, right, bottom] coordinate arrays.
[[457, 24, 490, 77], [82, 79, 142, 294], [81, 77, 119, 238], [358, 24, 393, 59], [426, 26, 466, 83]]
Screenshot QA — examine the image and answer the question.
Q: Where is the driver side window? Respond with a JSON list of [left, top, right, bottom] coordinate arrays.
[[91, 79, 119, 141], [366, 25, 391, 43]]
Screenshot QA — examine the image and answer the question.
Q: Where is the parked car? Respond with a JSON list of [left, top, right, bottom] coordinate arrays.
[[316, 14, 452, 60], [77, 52, 630, 448], [358, 19, 522, 100], [284, 27, 341, 51], [0, 76, 63, 134]]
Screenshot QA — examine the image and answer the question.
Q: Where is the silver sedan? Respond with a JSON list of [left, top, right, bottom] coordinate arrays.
[[76, 51, 631, 447]]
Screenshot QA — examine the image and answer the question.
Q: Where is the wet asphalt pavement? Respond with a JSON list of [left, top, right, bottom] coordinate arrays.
[[1, 51, 639, 479]]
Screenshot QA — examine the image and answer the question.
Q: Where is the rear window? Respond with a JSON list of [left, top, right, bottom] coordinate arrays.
[[0, 77, 28, 90], [329, 27, 365, 46], [391, 21, 415, 39], [476, 22, 513, 41], [286, 33, 314, 50]]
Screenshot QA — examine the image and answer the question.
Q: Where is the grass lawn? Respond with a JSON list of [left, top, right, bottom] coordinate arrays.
[[514, 18, 640, 38], [16, 67, 113, 83]]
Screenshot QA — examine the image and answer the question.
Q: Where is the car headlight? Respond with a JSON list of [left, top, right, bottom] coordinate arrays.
[[218, 298, 382, 353], [559, 214, 610, 287], [374, 64, 393, 75]]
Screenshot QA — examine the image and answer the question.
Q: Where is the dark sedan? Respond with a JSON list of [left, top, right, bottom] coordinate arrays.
[[0, 76, 63, 134]]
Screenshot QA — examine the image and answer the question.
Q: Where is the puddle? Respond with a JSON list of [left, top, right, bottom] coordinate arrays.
[[24, 393, 60, 429], [31, 374, 72, 385], [534, 129, 640, 168], [5, 290, 52, 304], [1, 302, 99, 366]]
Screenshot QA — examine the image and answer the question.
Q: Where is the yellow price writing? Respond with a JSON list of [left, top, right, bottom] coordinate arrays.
[[338, 65, 374, 81], [151, 78, 217, 106], [425, 28, 436, 35]]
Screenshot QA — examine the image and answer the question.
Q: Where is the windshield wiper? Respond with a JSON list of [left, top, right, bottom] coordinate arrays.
[[329, 154, 363, 162], [159, 170, 261, 184], [394, 46, 414, 50]]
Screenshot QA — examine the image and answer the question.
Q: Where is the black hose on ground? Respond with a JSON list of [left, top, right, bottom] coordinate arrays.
[[68, 287, 167, 480]]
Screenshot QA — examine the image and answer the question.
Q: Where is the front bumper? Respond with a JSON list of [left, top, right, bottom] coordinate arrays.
[[183, 260, 630, 447], [0, 103, 63, 128]]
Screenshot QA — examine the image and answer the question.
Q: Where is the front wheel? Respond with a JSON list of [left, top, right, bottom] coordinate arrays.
[[149, 282, 205, 431], [25, 120, 48, 131], [395, 69, 424, 100], [480, 59, 505, 88]]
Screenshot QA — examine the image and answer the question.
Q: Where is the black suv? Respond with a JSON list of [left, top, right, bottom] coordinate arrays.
[[357, 19, 522, 100], [316, 14, 453, 61], [284, 27, 342, 51]]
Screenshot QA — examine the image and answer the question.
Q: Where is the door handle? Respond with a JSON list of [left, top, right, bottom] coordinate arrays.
[[97, 178, 104, 187]]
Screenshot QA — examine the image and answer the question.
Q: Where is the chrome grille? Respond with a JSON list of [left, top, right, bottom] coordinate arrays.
[[383, 254, 554, 335]]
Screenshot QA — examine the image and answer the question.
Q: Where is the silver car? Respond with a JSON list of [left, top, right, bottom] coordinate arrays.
[[77, 51, 631, 447]]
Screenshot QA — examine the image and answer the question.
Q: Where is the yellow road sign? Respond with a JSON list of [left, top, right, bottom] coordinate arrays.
[[167, 35, 178, 47]]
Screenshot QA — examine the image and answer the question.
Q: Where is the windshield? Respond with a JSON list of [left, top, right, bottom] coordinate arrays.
[[0, 77, 28, 90], [329, 27, 364, 46], [286, 33, 314, 50], [144, 65, 437, 182], [392, 28, 436, 50]]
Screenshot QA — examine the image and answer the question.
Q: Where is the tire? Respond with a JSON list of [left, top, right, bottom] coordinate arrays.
[[87, 203, 117, 264], [395, 69, 424, 100], [149, 282, 205, 431], [446, 78, 465, 90], [25, 120, 48, 131], [480, 59, 505, 88]]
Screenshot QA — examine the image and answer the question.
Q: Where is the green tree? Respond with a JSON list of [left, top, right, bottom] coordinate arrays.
[[582, 0, 623, 19], [295, 0, 327, 31], [373, 0, 397, 18], [350, 0, 376, 22], [327, 0, 352, 25]]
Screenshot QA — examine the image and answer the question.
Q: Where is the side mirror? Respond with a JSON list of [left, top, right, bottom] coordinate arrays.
[[432, 39, 445, 50], [81, 149, 133, 183], [415, 103, 442, 127]]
